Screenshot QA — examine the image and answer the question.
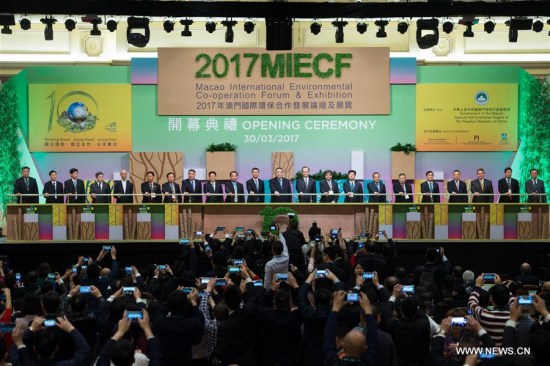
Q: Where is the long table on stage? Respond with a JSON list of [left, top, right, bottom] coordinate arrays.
[[6, 203, 549, 242]]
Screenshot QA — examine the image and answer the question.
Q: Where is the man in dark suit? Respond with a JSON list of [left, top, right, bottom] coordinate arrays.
[[141, 171, 162, 203], [162, 172, 182, 203], [13, 166, 39, 204], [42, 170, 64, 204], [269, 167, 292, 203], [367, 172, 386, 203], [204, 171, 223, 203], [420, 170, 440, 203], [470, 168, 494, 203], [245, 167, 265, 203], [343, 169, 364, 203], [497, 167, 520, 203], [64, 168, 86, 203], [113, 169, 134, 203], [319, 170, 339, 203], [447, 169, 468, 203], [182, 169, 202, 203], [224, 171, 245, 203], [393, 173, 413, 203], [295, 166, 316, 203], [89, 171, 112, 204], [525, 168, 547, 203]]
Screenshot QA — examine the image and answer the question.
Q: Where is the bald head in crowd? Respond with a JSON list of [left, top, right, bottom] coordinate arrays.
[[343, 329, 367, 359]]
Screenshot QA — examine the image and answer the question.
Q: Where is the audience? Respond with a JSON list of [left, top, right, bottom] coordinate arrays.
[[0, 225, 549, 366]]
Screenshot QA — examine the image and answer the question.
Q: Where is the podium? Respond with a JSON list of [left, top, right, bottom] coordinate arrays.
[[518, 204, 549, 239], [406, 212, 421, 239], [462, 212, 477, 239]]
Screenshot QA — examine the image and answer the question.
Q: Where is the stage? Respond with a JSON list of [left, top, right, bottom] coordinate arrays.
[[2, 238, 550, 280]]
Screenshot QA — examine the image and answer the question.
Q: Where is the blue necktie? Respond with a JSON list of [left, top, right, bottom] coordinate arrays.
[[376, 183, 380, 191], [350, 181, 354, 191]]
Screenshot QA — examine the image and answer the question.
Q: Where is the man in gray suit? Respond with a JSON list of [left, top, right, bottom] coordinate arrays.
[[525, 169, 547, 203]]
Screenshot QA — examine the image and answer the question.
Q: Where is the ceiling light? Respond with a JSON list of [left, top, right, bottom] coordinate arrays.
[[106, 19, 118, 32], [463, 21, 474, 37], [180, 19, 193, 37], [356, 22, 367, 34], [41, 16, 57, 41], [221, 19, 237, 43], [397, 21, 409, 34], [163, 20, 175, 33], [442, 20, 453, 34], [375, 20, 388, 38], [532, 19, 544, 33], [0, 15, 15, 35], [205, 20, 216, 33], [244, 20, 255, 34], [332, 19, 347, 43], [310, 21, 321, 35], [64, 18, 76, 32], [484, 19, 495, 34], [20, 17, 31, 30], [90, 18, 102, 36], [416, 18, 439, 49], [126, 17, 150, 48]]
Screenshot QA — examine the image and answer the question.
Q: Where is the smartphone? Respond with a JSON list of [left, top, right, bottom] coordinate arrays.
[[237, 234, 246, 239], [122, 286, 136, 295], [346, 293, 360, 302], [315, 269, 327, 278], [378, 230, 384, 235], [275, 273, 289, 281], [81, 265, 88, 270], [483, 273, 496, 284], [402, 285, 415, 295], [200, 277, 212, 285], [362, 272, 375, 279], [44, 318, 56, 327], [216, 226, 225, 231], [228, 265, 241, 273], [195, 231, 203, 237], [232, 259, 244, 265], [247, 229, 253, 235], [80, 286, 92, 294], [314, 235, 321, 243], [451, 317, 467, 327], [357, 242, 364, 249], [125, 267, 132, 275], [270, 225, 277, 232], [15, 273, 21, 281], [253, 280, 263, 287], [72, 266, 78, 273], [82, 257, 89, 262], [360, 232, 367, 237], [47, 273, 55, 282], [179, 239, 190, 245], [235, 227, 244, 232], [518, 295, 534, 306], [103, 245, 112, 251], [204, 244, 211, 254], [127, 311, 143, 321], [158, 265, 166, 270], [215, 279, 227, 286], [0, 322, 15, 333], [479, 353, 496, 360], [330, 229, 339, 235], [181, 287, 194, 294]]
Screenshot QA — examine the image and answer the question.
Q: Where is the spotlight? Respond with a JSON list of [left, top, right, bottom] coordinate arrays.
[[484, 19, 495, 34], [106, 19, 118, 32], [90, 18, 102, 36], [126, 17, 150, 48], [205, 20, 216, 33], [416, 18, 439, 49], [356, 22, 367, 34], [375, 20, 388, 38], [163, 20, 175, 33], [180, 19, 193, 37], [40, 16, 57, 41], [0, 15, 15, 35], [332, 19, 347, 43], [20, 17, 31, 30], [463, 21, 474, 38], [64, 19, 76, 32], [244, 20, 255, 34], [221, 19, 237, 43], [397, 21, 409, 34], [532, 19, 543, 33], [310, 21, 321, 35], [509, 28, 518, 42], [442, 20, 453, 34], [548, 19, 550, 36], [506, 17, 534, 43]]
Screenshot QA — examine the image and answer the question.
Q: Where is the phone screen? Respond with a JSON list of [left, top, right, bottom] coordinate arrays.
[[275, 273, 289, 281], [451, 317, 467, 327], [44, 319, 56, 327], [127, 311, 143, 321], [80, 286, 91, 294], [346, 293, 360, 302]]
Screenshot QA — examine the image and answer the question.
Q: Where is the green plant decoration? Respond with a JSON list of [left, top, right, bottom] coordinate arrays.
[[0, 78, 22, 219], [295, 169, 348, 181], [258, 206, 299, 233], [206, 142, 237, 152], [517, 72, 549, 203], [390, 142, 417, 155]]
